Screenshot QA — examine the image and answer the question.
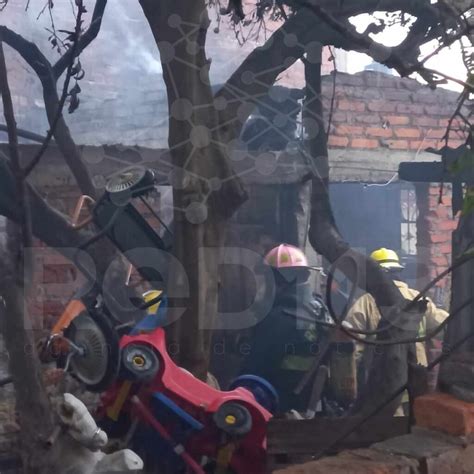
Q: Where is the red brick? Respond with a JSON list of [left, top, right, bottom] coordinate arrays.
[[335, 125, 365, 136], [41, 300, 65, 317], [431, 256, 449, 266], [413, 116, 439, 127], [438, 118, 463, 128], [367, 100, 397, 113], [414, 392, 474, 436], [275, 455, 412, 474], [346, 113, 381, 124], [429, 195, 444, 207], [331, 111, 347, 123], [448, 139, 467, 148], [424, 128, 446, 139], [328, 135, 349, 147], [350, 138, 379, 149], [366, 127, 393, 138], [439, 195, 452, 206], [438, 242, 452, 254], [409, 139, 441, 151], [382, 89, 412, 101], [385, 139, 409, 150], [395, 127, 421, 138], [339, 74, 365, 86], [416, 91, 442, 104], [41, 264, 77, 284], [397, 103, 424, 114], [433, 206, 450, 219], [385, 115, 410, 126], [425, 105, 448, 115], [429, 233, 449, 243], [365, 73, 401, 88], [338, 100, 366, 112], [439, 219, 457, 231]]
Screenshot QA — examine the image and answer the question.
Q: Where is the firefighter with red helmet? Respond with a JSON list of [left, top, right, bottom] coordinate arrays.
[[241, 244, 331, 413]]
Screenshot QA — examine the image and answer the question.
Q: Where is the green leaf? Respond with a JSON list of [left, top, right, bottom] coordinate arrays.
[[462, 187, 474, 216], [449, 149, 474, 177], [462, 247, 474, 258]]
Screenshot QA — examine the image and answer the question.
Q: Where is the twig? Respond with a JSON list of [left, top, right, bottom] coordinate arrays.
[[424, 68, 474, 92], [52, 0, 108, 79], [37, 0, 51, 20], [300, 1, 410, 74], [23, 0, 85, 177], [0, 123, 48, 143], [420, 31, 470, 66], [326, 45, 337, 137]]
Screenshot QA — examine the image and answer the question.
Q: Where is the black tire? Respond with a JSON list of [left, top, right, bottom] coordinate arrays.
[[63, 308, 120, 392], [121, 343, 160, 382], [213, 402, 253, 437]]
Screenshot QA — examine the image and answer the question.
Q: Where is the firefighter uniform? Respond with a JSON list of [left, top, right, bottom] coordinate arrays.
[[345, 248, 449, 413], [346, 280, 448, 367], [241, 244, 330, 413], [242, 281, 330, 413]]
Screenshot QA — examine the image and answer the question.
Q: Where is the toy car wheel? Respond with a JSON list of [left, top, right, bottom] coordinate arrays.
[[63, 309, 120, 392], [213, 402, 252, 437], [121, 344, 160, 382], [229, 375, 279, 414]]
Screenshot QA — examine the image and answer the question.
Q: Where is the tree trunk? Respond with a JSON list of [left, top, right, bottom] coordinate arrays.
[[303, 52, 421, 417], [1, 262, 59, 473], [139, 0, 247, 378], [0, 41, 59, 473]]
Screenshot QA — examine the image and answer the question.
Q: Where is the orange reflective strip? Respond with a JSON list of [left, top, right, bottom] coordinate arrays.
[[52, 299, 86, 334], [51, 299, 86, 355]]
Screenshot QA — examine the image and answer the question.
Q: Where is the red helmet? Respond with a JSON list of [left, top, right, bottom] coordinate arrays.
[[264, 244, 310, 269]]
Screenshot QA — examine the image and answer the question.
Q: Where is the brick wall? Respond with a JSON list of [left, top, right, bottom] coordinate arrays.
[[322, 72, 468, 152], [28, 185, 83, 329], [416, 184, 459, 307]]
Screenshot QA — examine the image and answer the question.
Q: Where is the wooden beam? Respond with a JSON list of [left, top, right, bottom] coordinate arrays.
[[399, 161, 474, 184], [267, 416, 409, 455]]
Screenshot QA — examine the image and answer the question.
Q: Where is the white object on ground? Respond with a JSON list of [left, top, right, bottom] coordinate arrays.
[[56, 393, 144, 473]]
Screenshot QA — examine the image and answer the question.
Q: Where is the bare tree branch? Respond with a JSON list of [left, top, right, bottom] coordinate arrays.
[[52, 0, 108, 79], [0, 25, 97, 197], [0, 123, 48, 142], [24, 1, 86, 176], [215, 1, 473, 144]]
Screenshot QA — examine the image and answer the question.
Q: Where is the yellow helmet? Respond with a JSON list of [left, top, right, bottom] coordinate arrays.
[[142, 289, 163, 314], [370, 248, 404, 270]]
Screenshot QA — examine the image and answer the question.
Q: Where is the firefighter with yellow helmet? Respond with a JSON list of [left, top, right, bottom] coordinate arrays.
[[346, 248, 449, 409]]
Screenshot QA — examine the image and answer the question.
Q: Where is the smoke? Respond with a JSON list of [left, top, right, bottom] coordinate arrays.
[[1, 0, 276, 147]]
